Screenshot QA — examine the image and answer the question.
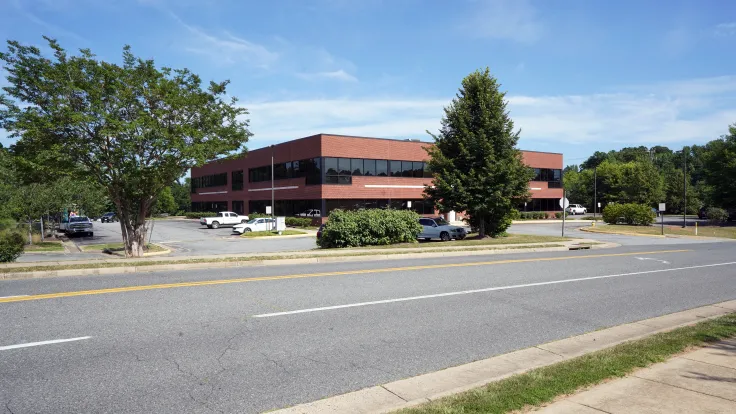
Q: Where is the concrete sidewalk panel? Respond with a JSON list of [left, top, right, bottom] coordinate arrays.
[[634, 306, 730, 329], [268, 386, 405, 414], [713, 300, 736, 311], [634, 357, 736, 401], [568, 376, 736, 413], [537, 323, 656, 358], [534, 400, 607, 413], [685, 338, 736, 370]]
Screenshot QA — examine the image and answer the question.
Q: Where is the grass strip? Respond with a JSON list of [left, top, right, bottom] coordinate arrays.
[[23, 242, 64, 252], [1, 243, 566, 275], [360, 234, 570, 249], [398, 312, 736, 414], [584, 224, 736, 239], [240, 230, 307, 237]]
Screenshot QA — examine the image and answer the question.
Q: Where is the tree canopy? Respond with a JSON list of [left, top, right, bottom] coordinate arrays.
[[0, 37, 251, 256], [425, 68, 533, 237]]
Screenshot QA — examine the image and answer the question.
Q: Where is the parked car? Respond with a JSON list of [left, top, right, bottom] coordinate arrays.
[[418, 217, 466, 241], [65, 216, 94, 237], [566, 204, 587, 215], [200, 211, 249, 229], [297, 209, 321, 217], [100, 212, 118, 223], [232, 218, 275, 234]]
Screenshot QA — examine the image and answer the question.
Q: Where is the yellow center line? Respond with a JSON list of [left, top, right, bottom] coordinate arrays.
[[0, 249, 691, 304]]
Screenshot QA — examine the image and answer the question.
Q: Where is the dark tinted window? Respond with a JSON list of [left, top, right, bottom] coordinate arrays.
[[364, 159, 376, 176], [376, 160, 388, 176], [413, 162, 424, 178], [419, 218, 434, 226], [338, 158, 351, 175], [423, 162, 432, 178], [390, 161, 402, 177], [232, 170, 244, 191], [324, 157, 338, 175], [401, 161, 413, 177], [351, 159, 363, 176]]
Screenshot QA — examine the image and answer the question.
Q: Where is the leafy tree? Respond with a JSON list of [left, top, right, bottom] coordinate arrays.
[[581, 151, 609, 170], [425, 68, 533, 238], [171, 178, 191, 213], [154, 187, 178, 215], [8, 183, 56, 244], [596, 160, 663, 206], [0, 38, 251, 256], [703, 125, 736, 208]]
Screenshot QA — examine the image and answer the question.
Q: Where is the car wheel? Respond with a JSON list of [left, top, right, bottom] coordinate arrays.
[[243, 228, 252, 232], [211, 221, 220, 229], [440, 231, 451, 241], [458, 235, 466, 240]]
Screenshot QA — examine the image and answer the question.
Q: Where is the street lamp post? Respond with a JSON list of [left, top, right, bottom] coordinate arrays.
[[593, 166, 597, 219], [683, 147, 687, 228], [271, 145, 275, 227]]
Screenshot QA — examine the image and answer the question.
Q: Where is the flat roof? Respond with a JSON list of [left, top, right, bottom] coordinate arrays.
[[251, 133, 562, 155]]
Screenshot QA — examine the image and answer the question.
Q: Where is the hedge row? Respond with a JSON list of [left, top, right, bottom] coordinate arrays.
[[602, 203, 655, 226], [285, 217, 313, 227], [706, 207, 729, 225], [0, 232, 25, 263], [317, 209, 422, 248], [183, 212, 217, 219]]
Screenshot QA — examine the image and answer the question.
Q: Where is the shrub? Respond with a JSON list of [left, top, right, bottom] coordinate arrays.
[[249, 213, 270, 219], [602, 203, 654, 226], [706, 207, 729, 225], [555, 212, 569, 219], [183, 212, 217, 219], [0, 232, 25, 263], [317, 209, 423, 248], [533, 212, 543, 220], [508, 209, 521, 220], [285, 217, 313, 227]]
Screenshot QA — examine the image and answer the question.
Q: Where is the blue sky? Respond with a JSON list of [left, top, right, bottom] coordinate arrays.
[[1, 0, 736, 165]]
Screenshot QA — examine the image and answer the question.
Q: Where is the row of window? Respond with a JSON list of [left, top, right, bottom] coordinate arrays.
[[533, 168, 562, 183], [249, 199, 322, 217], [249, 158, 322, 184], [232, 171, 244, 191], [191, 173, 228, 193], [517, 198, 564, 212]]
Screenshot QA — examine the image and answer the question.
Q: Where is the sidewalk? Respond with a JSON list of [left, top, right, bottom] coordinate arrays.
[[534, 338, 736, 413]]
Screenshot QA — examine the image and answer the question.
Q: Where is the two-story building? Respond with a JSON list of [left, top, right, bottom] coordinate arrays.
[[190, 134, 564, 220]]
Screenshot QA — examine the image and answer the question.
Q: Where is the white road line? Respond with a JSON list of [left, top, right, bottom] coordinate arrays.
[[0, 295, 29, 299], [0, 336, 91, 351], [253, 262, 736, 318]]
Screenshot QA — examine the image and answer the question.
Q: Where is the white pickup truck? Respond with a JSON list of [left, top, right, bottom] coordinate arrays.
[[200, 211, 249, 229]]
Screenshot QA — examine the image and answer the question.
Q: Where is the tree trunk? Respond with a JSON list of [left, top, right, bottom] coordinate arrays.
[[28, 219, 33, 245], [478, 214, 486, 238], [116, 200, 149, 258]]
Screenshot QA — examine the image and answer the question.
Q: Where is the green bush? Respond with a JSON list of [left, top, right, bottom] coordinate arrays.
[[706, 207, 729, 225], [533, 212, 544, 220], [183, 212, 217, 219], [0, 232, 25, 263], [317, 209, 423, 248], [285, 217, 313, 227], [602, 203, 655, 226], [555, 212, 569, 219], [508, 209, 521, 220], [248, 213, 270, 219]]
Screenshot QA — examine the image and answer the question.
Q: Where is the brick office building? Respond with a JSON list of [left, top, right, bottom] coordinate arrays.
[[190, 134, 563, 219]]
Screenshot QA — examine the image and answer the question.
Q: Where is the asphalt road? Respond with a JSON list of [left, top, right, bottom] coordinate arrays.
[[1, 241, 735, 413]]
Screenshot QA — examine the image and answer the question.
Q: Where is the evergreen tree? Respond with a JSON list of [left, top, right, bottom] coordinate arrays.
[[425, 68, 533, 238]]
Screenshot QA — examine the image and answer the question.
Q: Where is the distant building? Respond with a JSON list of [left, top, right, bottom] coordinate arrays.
[[190, 134, 563, 220]]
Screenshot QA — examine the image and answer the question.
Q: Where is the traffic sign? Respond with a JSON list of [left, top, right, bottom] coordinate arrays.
[[659, 203, 666, 212], [559, 198, 570, 209]]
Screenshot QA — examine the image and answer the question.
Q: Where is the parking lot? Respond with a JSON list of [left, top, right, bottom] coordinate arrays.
[[69, 218, 317, 256]]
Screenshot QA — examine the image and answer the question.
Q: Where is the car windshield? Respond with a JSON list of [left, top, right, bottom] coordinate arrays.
[[434, 218, 449, 226], [70, 217, 89, 222], [246, 219, 258, 224]]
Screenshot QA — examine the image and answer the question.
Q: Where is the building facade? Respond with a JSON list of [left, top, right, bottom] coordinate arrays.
[[190, 134, 564, 219]]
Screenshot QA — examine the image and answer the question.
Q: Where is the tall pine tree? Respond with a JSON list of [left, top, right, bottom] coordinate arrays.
[[425, 68, 533, 238]]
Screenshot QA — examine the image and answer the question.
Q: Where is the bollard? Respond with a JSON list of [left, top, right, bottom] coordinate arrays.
[[695, 221, 698, 236]]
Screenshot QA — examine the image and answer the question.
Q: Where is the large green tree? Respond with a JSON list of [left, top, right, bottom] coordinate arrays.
[[425, 68, 533, 238], [703, 125, 736, 208], [0, 38, 251, 256]]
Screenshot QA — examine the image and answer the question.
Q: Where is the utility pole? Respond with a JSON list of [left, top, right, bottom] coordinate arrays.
[[683, 147, 687, 228], [562, 189, 566, 237], [593, 166, 597, 219]]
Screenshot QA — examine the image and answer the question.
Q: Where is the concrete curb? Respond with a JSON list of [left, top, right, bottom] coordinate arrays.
[[0, 242, 619, 280], [579, 227, 666, 238], [269, 300, 736, 414]]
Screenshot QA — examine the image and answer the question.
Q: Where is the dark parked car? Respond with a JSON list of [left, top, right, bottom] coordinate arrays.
[[316, 224, 325, 239], [100, 212, 118, 223], [698, 207, 708, 220]]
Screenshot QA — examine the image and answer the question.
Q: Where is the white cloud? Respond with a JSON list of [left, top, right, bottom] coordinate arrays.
[[296, 70, 358, 82], [462, 0, 542, 44], [714, 22, 736, 37], [241, 76, 736, 149]]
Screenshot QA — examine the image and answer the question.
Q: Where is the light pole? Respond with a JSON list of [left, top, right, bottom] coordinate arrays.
[[683, 147, 687, 228], [593, 166, 597, 219]]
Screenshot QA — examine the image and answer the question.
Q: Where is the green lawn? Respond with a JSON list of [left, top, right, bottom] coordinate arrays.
[[359, 234, 570, 249], [586, 224, 736, 239], [241, 230, 308, 238], [80, 243, 167, 253], [23, 241, 64, 252], [398, 313, 736, 414]]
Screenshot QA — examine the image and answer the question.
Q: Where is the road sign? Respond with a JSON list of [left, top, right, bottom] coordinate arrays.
[[597, 202, 601, 208], [266, 206, 272, 215], [559, 198, 570, 209], [659, 203, 666, 212]]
